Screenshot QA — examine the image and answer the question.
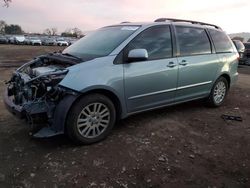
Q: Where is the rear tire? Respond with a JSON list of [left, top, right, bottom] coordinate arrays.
[[66, 94, 116, 144], [207, 77, 229, 107]]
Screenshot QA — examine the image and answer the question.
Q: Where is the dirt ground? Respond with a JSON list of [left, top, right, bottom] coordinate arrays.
[[0, 45, 250, 188]]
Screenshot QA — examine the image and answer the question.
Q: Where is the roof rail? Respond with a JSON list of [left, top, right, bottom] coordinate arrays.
[[154, 18, 221, 29], [120, 21, 130, 24]]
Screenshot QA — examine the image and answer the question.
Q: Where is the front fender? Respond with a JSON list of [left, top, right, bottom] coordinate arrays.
[[79, 85, 127, 119], [59, 57, 127, 118], [33, 94, 79, 138]]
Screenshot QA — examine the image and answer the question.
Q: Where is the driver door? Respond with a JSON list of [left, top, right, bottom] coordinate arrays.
[[123, 26, 178, 113]]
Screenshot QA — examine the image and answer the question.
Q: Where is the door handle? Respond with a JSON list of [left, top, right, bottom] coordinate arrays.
[[179, 60, 187, 66], [166, 62, 176, 68]]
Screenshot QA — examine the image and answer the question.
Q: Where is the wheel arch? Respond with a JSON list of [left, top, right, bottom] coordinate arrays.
[[51, 86, 124, 136], [78, 88, 123, 121], [219, 73, 231, 88]]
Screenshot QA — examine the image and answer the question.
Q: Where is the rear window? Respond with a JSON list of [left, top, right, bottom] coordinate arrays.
[[233, 40, 244, 50], [209, 29, 234, 53], [176, 26, 212, 56]]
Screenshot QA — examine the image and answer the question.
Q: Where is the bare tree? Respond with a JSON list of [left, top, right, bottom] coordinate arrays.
[[3, 0, 11, 7], [44, 28, 52, 35], [72, 28, 83, 38], [61, 27, 83, 38], [51, 27, 57, 36], [43, 27, 58, 36]]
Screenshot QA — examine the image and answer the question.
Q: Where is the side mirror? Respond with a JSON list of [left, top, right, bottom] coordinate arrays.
[[128, 49, 148, 62], [233, 40, 245, 53]]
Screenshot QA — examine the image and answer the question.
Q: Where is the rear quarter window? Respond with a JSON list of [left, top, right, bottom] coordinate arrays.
[[209, 29, 234, 53]]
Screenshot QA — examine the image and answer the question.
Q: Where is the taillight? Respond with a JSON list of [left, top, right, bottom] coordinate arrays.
[[236, 53, 240, 60]]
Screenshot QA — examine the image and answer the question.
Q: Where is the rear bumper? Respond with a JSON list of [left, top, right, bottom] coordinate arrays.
[[3, 89, 25, 119], [231, 72, 239, 87]]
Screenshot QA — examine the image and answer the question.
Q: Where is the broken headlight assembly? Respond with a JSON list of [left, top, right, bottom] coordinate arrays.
[[5, 53, 80, 134]]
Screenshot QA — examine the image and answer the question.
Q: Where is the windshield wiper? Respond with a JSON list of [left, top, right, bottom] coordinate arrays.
[[62, 53, 82, 61]]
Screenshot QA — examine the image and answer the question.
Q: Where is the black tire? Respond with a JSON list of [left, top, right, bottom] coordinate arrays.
[[207, 77, 229, 107], [66, 94, 116, 144]]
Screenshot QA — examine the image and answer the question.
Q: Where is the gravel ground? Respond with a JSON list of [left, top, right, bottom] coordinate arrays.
[[0, 45, 250, 188]]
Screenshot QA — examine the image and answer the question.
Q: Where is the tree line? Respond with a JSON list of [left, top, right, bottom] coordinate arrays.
[[0, 20, 83, 37], [0, 20, 22, 34]]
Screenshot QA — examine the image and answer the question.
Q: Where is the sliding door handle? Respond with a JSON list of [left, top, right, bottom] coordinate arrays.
[[179, 60, 187, 66], [166, 62, 176, 68]]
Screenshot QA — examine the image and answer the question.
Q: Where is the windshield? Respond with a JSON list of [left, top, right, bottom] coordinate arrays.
[[63, 25, 140, 60]]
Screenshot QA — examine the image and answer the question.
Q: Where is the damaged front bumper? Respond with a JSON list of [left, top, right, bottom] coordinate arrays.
[[4, 86, 79, 138], [3, 53, 81, 138], [4, 89, 25, 118]]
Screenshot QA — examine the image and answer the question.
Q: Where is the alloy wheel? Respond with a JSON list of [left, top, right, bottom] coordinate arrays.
[[213, 81, 226, 104], [77, 103, 110, 138]]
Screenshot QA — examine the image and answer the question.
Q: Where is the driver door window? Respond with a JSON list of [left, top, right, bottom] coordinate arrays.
[[124, 26, 173, 61]]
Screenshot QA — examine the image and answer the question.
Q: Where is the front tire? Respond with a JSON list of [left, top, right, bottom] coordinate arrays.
[[66, 94, 116, 144], [207, 77, 229, 107]]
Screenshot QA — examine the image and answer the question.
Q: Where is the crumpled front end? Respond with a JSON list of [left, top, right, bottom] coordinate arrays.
[[4, 53, 80, 137]]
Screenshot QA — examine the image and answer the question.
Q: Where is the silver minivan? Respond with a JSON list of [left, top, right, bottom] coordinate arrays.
[[4, 18, 239, 144]]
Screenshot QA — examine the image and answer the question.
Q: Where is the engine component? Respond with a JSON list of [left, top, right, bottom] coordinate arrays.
[[32, 65, 61, 76]]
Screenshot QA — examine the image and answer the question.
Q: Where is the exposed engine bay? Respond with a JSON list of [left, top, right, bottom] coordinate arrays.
[[5, 53, 81, 135]]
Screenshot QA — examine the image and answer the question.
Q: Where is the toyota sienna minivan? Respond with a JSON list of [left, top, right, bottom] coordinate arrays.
[[4, 18, 239, 144]]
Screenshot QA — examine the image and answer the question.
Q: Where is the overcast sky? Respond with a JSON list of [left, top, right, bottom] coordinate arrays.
[[0, 0, 249, 34]]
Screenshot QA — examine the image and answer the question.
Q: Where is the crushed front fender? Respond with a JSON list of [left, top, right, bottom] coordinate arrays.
[[33, 94, 78, 138]]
